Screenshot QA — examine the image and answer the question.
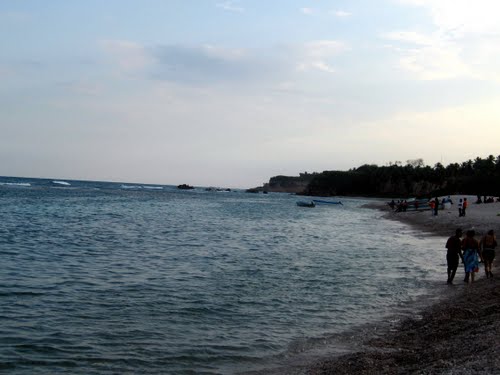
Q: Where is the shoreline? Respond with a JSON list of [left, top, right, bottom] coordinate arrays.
[[305, 198, 500, 374]]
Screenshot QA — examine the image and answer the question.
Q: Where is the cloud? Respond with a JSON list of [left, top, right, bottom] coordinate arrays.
[[396, 0, 500, 36], [100, 40, 153, 72], [216, 1, 244, 13], [305, 40, 346, 58], [385, 0, 500, 81], [332, 10, 351, 17], [301, 8, 314, 15], [297, 40, 347, 73], [99, 39, 347, 85], [151, 44, 281, 84], [382, 31, 434, 45]]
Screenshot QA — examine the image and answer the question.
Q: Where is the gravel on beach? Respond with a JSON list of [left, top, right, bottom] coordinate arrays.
[[306, 198, 500, 374]]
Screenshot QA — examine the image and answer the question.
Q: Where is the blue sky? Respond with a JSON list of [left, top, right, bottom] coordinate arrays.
[[1, 0, 499, 188]]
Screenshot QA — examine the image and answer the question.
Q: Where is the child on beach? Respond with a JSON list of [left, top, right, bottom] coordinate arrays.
[[445, 228, 464, 284], [480, 230, 497, 278]]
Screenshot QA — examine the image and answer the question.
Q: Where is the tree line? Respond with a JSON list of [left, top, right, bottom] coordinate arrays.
[[302, 155, 500, 198]]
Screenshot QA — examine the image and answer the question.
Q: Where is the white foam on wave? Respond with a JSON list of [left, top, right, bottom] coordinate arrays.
[[143, 186, 163, 190], [121, 184, 142, 189], [52, 180, 71, 186], [0, 182, 31, 187]]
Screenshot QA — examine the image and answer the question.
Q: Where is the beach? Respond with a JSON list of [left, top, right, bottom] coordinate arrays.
[[382, 195, 500, 237], [307, 197, 500, 374]]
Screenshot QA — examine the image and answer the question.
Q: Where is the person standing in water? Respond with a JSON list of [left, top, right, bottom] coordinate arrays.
[[462, 230, 481, 283], [480, 230, 497, 278], [445, 228, 464, 284]]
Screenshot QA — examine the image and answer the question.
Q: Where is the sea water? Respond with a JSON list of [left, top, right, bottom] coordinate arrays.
[[0, 177, 447, 374]]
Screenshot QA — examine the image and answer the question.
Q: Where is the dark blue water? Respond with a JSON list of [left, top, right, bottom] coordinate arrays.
[[0, 177, 447, 374]]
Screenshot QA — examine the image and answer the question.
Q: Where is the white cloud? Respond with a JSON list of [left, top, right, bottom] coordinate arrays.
[[296, 40, 346, 73], [305, 40, 346, 58], [402, 0, 500, 36], [301, 8, 314, 15], [385, 0, 500, 81], [332, 10, 351, 17], [382, 31, 434, 46], [216, 1, 244, 13]]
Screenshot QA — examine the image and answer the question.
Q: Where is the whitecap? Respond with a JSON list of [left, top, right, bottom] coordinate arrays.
[[0, 182, 31, 187], [143, 186, 163, 190], [52, 180, 71, 186], [121, 184, 142, 189]]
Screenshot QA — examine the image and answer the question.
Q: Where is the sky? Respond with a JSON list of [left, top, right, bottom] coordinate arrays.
[[1, 0, 499, 188]]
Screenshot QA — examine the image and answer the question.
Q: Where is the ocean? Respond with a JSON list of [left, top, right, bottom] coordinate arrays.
[[0, 177, 448, 374]]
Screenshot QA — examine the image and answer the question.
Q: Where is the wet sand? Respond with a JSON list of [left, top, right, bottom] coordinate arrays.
[[307, 197, 500, 374]]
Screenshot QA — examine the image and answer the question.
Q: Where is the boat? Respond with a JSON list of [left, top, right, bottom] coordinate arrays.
[[296, 200, 315, 208], [312, 199, 343, 205]]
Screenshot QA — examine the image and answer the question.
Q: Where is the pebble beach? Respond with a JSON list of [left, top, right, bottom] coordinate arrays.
[[306, 196, 500, 374]]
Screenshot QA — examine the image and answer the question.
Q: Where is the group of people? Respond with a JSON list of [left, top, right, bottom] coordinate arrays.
[[388, 196, 472, 216], [445, 228, 497, 284], [431, 196, 470, 217], [457, 197, 468, 217], [475, 195, 499, 204], [389, 199, 407, 212]]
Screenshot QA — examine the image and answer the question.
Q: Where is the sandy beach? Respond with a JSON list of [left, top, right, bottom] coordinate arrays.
[[306, 196, 500, 374], [382, 195, 500, 237]]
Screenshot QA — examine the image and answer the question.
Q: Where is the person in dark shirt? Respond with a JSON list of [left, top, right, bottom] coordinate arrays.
[[445, 228, 464, 284], [480, 230, 497, 278]]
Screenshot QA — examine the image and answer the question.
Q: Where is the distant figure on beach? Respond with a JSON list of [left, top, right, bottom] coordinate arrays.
[[430, 199, 435, 215], [458, 199, 463, 217], [434, 197, 439, 216], [462, 230, 481, 283], [443, 196, 453, 210], [389, 199, 396, 210], [462, 198, 468, 216], [445, 228, 464, 284], [480, 230, 497, 279]]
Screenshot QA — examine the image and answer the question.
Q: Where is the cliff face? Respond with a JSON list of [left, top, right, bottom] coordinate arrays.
[[262, 173, 315, 193], [261, 173, 448, 197]]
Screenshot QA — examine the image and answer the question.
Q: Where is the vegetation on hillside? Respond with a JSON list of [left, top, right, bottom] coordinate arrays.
[[301, 155, 500, 197]]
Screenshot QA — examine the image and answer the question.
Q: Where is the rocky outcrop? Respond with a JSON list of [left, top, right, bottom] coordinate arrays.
[[177, 184, 194, 190], [261, 173, 316, 194]]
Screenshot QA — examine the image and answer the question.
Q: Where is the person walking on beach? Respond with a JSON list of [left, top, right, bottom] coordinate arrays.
[[458, 199, 463, 217], [462, 230, 481, 283], [445, 228, 464, 284], [480, 230, 497, 278], [434, 197, 439, 216]]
